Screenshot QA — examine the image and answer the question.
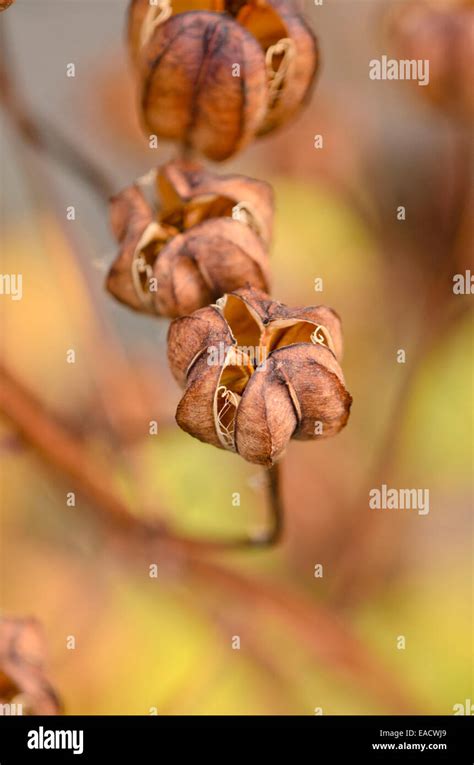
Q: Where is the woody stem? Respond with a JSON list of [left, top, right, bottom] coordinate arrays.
[[263, 462, 284, 545]]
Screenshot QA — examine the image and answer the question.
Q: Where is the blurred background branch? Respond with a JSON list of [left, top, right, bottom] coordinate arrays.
[[0, 22, 115, 201], [0, 360, 421, 712]]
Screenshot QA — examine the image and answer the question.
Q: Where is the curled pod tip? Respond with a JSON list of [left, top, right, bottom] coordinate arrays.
[[233, 0, 320, 135]]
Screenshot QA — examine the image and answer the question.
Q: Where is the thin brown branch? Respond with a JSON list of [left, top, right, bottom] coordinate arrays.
[[0, 363, 264, 553], [0, 364, 137, 535]]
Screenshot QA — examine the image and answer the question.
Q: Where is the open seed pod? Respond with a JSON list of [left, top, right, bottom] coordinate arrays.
[[0, 617, 61, 715], [168, 287, 352, 465], [107, 160, 273, 318], [128, 0, 319, 160], [387, 0, 474, 121]]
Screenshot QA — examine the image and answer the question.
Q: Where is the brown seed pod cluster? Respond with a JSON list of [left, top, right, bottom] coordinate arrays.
[[167, 287, 352, 465], [127, 0, 319, 160], [107, 2, 351, 471], [0, 617, 61, 715], [107, 160, 273, 317], [387, 0, 474, 121]]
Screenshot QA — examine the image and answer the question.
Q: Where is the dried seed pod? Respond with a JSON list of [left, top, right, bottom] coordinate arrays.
[[387, 0, 474, 121], [234, 0, 319, 135], [106, 160, 273, 317], [0, 1, 15, 11], [168, 286, 352, 465], [0, 617, 61, 715], [133, 10, 267, 160], [128, 0, 319, 160]]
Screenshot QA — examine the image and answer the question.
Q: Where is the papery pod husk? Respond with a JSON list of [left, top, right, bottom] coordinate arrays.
[[0, 617, 61, 715], [128, 0, 319, 157], [229, 287, 344, 360], [176, 349, 228, 449], [234, 343, 351, 464], [168, 287, 352, 466], [108, 184, 156, 312], [107, 161, 273, 317], [133, 10, 268, 161], [167, 304, 233, 386], [234, 0, 319, 135], [158, 159, 274, 247], [154, 217, 270, 317], [233, 352, 299, 464]]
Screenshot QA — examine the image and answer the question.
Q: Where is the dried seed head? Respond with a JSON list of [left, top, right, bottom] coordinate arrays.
[[168, 287, 352, 465], [106, 161, 273, 318], [128, 0, 319, 160], [0, 617, 61, 715]]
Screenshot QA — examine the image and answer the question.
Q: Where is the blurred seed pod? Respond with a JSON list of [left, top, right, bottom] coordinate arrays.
[[0, 1, 15, 11], [387, 0, 474, 121], [168, 286, 351, 466], [107, 160, 273, 317], [0, 617, 61, 715], [128, 0, 319, 160]]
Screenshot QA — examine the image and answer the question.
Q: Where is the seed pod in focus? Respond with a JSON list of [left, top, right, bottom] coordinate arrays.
[[106, 161, 273, 317], [128, 0, 319, 160], [168, 286, 352, 466], [235, 0, 319, 135], [387, 0, 474, 121]]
